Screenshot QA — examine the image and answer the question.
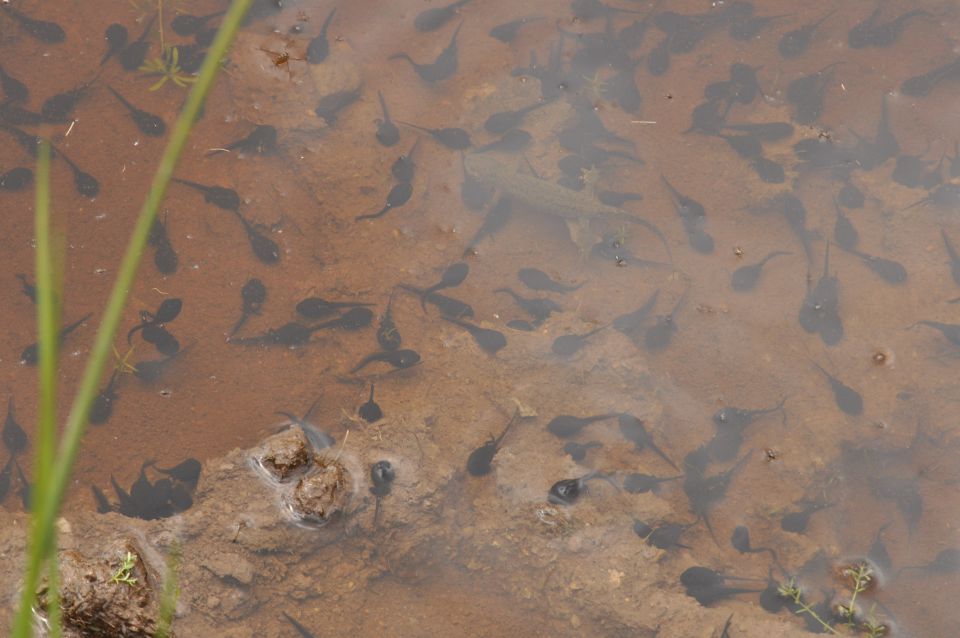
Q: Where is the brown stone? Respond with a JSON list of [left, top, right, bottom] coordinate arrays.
[[284, 457, 352, 525], [253, 427, 311, 481]]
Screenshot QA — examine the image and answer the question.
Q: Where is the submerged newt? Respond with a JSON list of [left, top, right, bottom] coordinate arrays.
[[463, 154, 671, 258]]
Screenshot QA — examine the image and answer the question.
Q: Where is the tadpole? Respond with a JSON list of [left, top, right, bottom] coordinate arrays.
[[546, 413, 618, 438], [551, 325, 606, 356], [443, 317, 506, 354], [358, 384, 383, 423], [466, 409, 519, 476]]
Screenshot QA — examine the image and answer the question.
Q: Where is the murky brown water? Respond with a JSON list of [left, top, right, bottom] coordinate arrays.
[[2, 0, 960, 635]]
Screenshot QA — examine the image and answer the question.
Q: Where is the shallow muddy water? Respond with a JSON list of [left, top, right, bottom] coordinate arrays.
[[1, 0, 960, 635]]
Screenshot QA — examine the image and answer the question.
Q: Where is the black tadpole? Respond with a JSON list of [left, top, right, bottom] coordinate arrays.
[[375, 91, 400, 147], [306, 8, 337, 64], [376, 290, 402, 351], [391, 140, 420, 183], [351, 349, 421, 374], [15, 273, 37, 303], [911, 320, 960, 348], [443, 316, 506, 354], [21, 313, 93, 365], [781, 501, 832, 533], [100, 24, 128, 65], [231, 278, 267, 336], [398, 284, 474, 319], [172, 177, 240, 211], [467, 409, 519, 476], [0, 64, 28, 103], [370, 459, 396, 529], [563, 441, 601, 462], [0, 167, 33, 192], [495, 288, 561, 323], [389, 23, 462, 84], [53, 147, 100, 198], [296, 296, 373, 321], [171, 10, 225, 36], [3, 398, 28, 456], [548, 471, 617, 505], [151, 458, 202, 490], [398, 120, 471, 150], [108, 86, 166, 137], [358, 384, 383, 423], [622, 473, 681, 494], [355, 182, 414, 221], [547, 413, 618, 438], [489, 16, 543, 43], [421, 262, 469, 310], [730, 525, 779, 563], [231, 210, 280, 263], [149, 216, 178, 274], [812, 362, 863, 416], [551, 325, 606, 356], [778, 10, 835, 58], [118, 14, 155, 70], [618, 413, 677, 469], [310, 307, 373, 331], [208, 124, 277, 156], [41, 74, 99, 123], [0, 4, 65, 43], [414, 0, 471, 32], [731, 251, 791, 292]]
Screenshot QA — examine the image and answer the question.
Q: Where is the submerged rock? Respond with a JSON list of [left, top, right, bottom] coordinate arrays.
[[253, 427, 312, 481], [284, 457, 352, 526]]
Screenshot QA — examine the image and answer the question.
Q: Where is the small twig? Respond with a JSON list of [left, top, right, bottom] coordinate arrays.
[[333, 429, 350, 463]]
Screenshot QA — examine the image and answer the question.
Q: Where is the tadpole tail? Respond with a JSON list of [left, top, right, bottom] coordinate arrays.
[[629, 216, 674, 262], [700, 512, 720, 546], [90, 484, 113, 513], [228, 311, 250, 337], [420, 284, 440, 312], [355, 204, 391, 222], [372, 494, 382, 530], [225, 334, 268, 346], [282, 611, 318, 638], [648, 441, 678, 471], [350, 353, 379, 374]]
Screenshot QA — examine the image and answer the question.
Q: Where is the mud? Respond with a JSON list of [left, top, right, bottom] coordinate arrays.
[[2, 434, 815, 637]]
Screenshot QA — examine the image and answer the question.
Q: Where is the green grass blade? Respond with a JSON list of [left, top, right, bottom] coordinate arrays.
[[11, 1, 254, 635], [32, 140, 62, 637], [155, 541, 182, 638]]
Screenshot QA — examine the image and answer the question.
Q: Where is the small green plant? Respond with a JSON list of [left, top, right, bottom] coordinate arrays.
[[110, 552, 139, 586], [140, 47, 197, 91], [778, 577, 838, 635], [860, 605, 889, 637], [777, 563, 889, 636], [838, 562, 874, 627]]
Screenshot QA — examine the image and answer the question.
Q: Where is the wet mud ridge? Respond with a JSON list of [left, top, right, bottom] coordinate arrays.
[[0, 427, 822, 637]]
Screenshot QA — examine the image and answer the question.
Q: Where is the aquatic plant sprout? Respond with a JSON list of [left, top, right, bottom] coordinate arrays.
[[140, 46, 198, 91], [12, 0, 253, 635]]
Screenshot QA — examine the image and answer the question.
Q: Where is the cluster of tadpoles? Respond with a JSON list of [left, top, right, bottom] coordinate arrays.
[[227, 282, 375, 348], [1, 398, 32, 510], [91, 458, 201, 521], [88, 298, 186, 426]]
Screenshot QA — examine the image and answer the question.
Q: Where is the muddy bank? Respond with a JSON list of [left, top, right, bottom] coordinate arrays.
[[0, 423, 819, 637]]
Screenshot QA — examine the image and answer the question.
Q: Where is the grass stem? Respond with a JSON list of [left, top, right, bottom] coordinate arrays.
[[11, 2, 253, 635]]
